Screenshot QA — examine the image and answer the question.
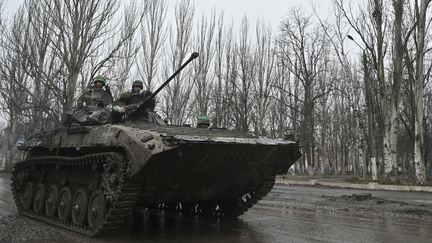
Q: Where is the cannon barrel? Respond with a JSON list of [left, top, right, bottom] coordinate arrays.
[[150, 52, 199, 100], [127, 52, 199, 117]]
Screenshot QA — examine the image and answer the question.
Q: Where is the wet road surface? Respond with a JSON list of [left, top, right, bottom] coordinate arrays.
[[1, 173, 432, 243], [0, 175, 16, 215]]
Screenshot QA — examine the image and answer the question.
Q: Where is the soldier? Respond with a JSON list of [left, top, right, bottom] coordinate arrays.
[[64, 76, 113, 126], [113, 80, 155, 109], [196, 115, 210, 128], [112, 80, 156, 122], [77, 76, 113, 108]]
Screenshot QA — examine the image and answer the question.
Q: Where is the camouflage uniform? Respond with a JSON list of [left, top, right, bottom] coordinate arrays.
[[77, 76, 113, 108], [113, 90, 155, 110], [66, 76, 113, 126], [111, 80, 156, 122], [78, 87, 113, 109]]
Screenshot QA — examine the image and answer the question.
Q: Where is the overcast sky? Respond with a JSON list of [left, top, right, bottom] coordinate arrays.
[[3, 0, 359, 51], [2, 0, 361, 58], [3, 0, 334, 29], [1, 0, 362, 67], [194, 0, 333, 29]]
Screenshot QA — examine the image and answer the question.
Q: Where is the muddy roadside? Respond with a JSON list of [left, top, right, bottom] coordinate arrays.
[[1, 175, 432, 242]]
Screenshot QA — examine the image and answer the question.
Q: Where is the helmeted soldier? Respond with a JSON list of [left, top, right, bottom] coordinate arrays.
[[112, 80, 157, 122], [113, 80, 155, 109], [196, 115, 210, 128], [65, 76, 113, 126], [77, 76, 113, 109]]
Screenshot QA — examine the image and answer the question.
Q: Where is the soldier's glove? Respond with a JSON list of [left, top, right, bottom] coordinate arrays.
[[113, 106, 126, 113]]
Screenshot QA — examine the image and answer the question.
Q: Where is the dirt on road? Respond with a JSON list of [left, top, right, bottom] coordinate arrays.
[[1, 174, 432, 242]]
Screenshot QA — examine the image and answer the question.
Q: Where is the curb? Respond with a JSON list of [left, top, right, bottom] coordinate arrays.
[[276, 179, 432, 193]]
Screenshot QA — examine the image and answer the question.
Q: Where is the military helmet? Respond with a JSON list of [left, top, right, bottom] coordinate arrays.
[[197, 115, 210, 127], [132, 80, 144, 88], [93, 76, 107, 85]]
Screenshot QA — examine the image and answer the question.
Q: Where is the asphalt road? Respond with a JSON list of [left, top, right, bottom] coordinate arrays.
[[1, 174, 432, 243]]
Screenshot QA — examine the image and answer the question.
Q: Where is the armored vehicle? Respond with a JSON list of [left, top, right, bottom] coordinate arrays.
[[10, 53, 301, 236]]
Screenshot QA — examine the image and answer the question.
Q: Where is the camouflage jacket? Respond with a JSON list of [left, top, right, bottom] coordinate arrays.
[[113, 91, 155, 111], [77, 87, 113, 108]]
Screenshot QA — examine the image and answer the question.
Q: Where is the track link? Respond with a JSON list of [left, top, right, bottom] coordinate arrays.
[[151, 177, 276, 218], [11, 152, 141, 236], [197, 176, 276, 218]]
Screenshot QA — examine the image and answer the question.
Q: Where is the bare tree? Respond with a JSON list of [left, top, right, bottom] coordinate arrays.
[[270, 44, 293, 139], [315, 2, 368, 176], [0, 2, 63, 169], [252, 21, 276, 135], [425, 69, 432, 175], [220, 20, 236, 128], [40, 0, 142, 112], [138, 0, 167, 91], [229, 17, 254, 132], [0, 1, 66, 128], [412, 0, 431, 184], [0, 8, 30, 170], [105, 1, 145, 97], [212, 13, 228, 128], [162, 0, 194, 125], [210, 18, 238, 129], [193, 11, 216, 117], [333, 0, 411, 179], [279, 7, 331, 174]]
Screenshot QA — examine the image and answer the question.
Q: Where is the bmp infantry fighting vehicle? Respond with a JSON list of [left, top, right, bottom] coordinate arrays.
[[11, 53, 301, 236]]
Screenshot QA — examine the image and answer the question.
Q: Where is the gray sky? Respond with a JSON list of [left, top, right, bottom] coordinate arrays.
[[193, 0, 333, 29], [4, 0, 333, 29], [2, 0, 359, 53], [3, 0, 21, 17]]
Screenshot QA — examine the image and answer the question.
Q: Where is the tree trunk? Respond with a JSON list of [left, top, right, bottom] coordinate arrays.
[[413, 0, 429, 185], [384, 0, 405, 178]]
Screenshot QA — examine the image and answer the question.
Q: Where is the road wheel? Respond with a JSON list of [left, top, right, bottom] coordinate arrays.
[[71, 188, 89, 225], [45, 185, 59, 217], [58, 186, 72, 221], [198, 201, 217, 216], [33, 183, 46, 213], [87, 190, 106, 230], [218, 198, 247, 219], [164, 203, 179, 213], [181, 202, 196, 215]]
